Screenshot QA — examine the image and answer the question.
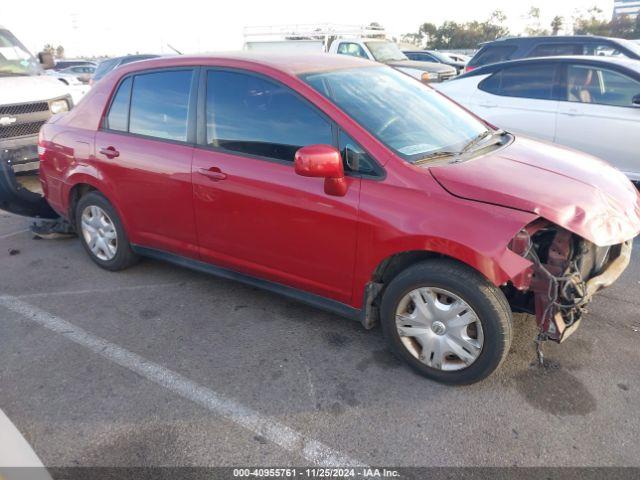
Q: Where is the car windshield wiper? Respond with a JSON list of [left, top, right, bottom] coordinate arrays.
[[413, 151, 460, 165], [461, 129, 506, 155]]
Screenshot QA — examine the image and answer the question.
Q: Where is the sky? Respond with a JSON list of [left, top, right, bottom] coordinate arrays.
[[1, 0, 615, 57]]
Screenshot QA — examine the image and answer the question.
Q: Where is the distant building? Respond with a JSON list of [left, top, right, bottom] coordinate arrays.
[[613, 0, 640, 19]]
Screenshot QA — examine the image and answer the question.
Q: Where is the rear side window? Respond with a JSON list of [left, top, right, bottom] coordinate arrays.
[[406, 52, 435, 62], [106, 76, 132, 132], [530, 44, 580, 57], [469, 45, 517, 67], [480, 64, 558, 100], [129, 70, 193, 142], [205, 70, 332, 162]]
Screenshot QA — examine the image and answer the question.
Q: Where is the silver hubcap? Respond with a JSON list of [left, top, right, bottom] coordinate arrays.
[[81, 205, 117, 261], [395, 287, 484, 371]]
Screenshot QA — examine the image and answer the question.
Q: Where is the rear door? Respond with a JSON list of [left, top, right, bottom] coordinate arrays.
[[94, 68, 199, 257], [191, 69, 362, 303], [471, 62, 560, 141], [556, 63, 640, 180]]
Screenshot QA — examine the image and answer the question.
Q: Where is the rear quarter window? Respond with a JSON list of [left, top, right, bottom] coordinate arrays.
[[479, 63, 558, 100]]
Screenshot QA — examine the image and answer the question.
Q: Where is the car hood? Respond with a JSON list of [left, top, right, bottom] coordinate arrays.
[[429, 136, 640, 246], [0, 74, 71, 103], [386, 59, 454, 73]]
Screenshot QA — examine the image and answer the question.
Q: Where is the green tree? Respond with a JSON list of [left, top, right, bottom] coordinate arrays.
[[551, 16, 564, 35], [573, 7, 611, 36], [525, 6, 550, 36], [55, 45, 65, 59]]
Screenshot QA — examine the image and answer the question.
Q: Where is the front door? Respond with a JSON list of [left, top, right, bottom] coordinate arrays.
[[95, 69, 199, 257], [192, 69, 361, 303], [556, 63, 640, 181]]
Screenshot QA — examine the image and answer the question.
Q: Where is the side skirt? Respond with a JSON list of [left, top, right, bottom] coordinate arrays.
[[132, 245, 361, 322]]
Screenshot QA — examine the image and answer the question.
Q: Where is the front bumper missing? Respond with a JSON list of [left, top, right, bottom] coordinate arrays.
[[585, 240, 632, 300]]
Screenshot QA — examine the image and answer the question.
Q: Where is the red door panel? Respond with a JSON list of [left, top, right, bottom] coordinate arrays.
[[94, 131, 198, 258], [192, 149, 361, 303]]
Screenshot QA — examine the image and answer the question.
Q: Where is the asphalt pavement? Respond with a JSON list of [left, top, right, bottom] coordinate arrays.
[[1, 210, 639, 467]]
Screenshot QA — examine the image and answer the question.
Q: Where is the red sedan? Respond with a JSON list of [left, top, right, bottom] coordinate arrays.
[[37, 53, 640, 384]]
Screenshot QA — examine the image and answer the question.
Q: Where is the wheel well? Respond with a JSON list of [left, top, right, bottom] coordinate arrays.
[[68, 184, 97, 226], [372, 250, 443, 286]]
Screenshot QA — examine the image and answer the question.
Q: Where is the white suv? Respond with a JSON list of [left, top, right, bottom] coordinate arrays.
[[437, 56, 640, 185]]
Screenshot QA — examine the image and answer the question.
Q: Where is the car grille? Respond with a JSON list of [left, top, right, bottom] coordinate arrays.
[[0, 101, 50, 116], [439, 71, 456, 82], [0, 121, 46, 140]]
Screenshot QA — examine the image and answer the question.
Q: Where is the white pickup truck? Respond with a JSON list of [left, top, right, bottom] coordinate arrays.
[[244, 26, 457, 83], [0, 25, 74, 218]]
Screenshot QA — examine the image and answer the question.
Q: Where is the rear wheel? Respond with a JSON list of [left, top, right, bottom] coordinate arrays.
[[380, 259, 512, 385], [75, 191, 138, 271]]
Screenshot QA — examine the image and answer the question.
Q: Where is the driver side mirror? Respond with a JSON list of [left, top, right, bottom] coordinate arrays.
[[632, 94, 640, 107], [294, 145, 347, 197]]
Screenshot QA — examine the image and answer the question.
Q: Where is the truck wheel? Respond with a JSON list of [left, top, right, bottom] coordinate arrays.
[[75, 191, 138, 271], [380, 259, 512, 385]]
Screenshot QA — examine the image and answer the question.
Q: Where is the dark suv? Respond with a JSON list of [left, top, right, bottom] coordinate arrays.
[[466, 36, 640, 72]]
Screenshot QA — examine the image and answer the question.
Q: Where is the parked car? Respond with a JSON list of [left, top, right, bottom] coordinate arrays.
[[0, 24, 74, 218], [466, 35, 640, 73], [58, 65, 96, 84], [436, 56, 640, 185], [445, 53, 471, 64], [91, 54, 160, 85], [53, 59, 96, 71], [35, 54, 639, 384], [404, 50, 466, 74], [245, 29, 457, 83]]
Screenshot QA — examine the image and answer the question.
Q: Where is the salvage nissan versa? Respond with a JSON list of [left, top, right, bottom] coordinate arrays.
[[35, 54, 640, 384]]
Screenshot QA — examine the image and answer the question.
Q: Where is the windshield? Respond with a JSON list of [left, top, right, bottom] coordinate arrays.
[[365, 41, 408, 63], [0, 29, 41, 76], [429, 51, 455, 63], [302, 66, 489, 162]]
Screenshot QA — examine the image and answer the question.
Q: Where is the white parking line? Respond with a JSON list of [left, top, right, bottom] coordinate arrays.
[[0, 229, 30, 240], [14, 282, 208, 299], [0, 296, 364, 467]]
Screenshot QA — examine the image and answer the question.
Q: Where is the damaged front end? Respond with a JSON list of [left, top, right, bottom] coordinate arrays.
[[508, 219, 633, 344]]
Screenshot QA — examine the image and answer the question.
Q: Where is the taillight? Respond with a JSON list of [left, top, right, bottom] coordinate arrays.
[[464, 66, 475, 73], [38, 129, 47, 158]]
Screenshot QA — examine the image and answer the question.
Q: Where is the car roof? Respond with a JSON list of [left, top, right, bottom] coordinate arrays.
[[112, 52, 375, 76], [461, 55, 640, 77], [480, 35, 624, 47]]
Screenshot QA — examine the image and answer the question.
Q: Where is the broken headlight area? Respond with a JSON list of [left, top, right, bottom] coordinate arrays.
[[506, 219, 632, 344]]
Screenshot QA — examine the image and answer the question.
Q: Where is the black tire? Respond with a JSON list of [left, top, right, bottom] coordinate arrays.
[[75, 191, 138, 271], [380, 258, 512, 385]]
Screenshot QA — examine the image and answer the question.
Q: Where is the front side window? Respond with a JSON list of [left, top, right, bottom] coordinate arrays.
[[566, 65, 640, 107], [480, 64, 557, 100], [303, 66, 488, 163], [337, 42, 369, 59], [206, 71, 332, 162], [106, 76, 132, 132], [128, 70, 193, 141]]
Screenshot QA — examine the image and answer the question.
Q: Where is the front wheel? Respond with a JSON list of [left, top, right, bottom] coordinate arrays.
[[380, 259, 512, 385]]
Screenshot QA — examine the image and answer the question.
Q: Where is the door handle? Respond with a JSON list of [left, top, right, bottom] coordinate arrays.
[[479, 102, 498, 108], [99, 146, 120, 159], [198, 167, 227, 181], [563, 108, 579, 116]]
